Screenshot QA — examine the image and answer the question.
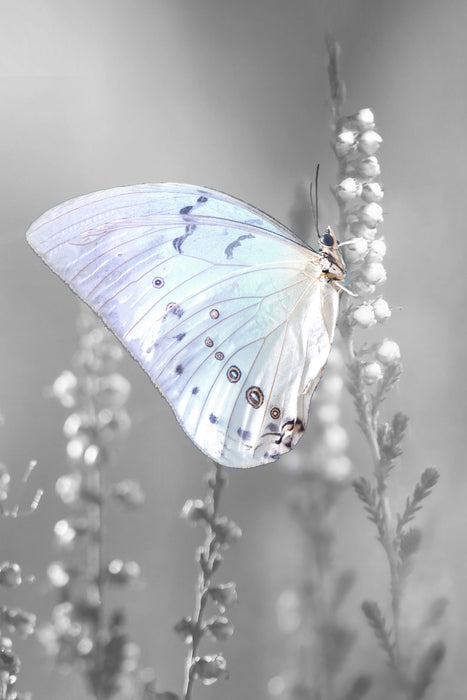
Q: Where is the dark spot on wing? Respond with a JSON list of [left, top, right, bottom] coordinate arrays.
[[192, 386, 199, 395], [175, 364, 183, 375], [237, 428, 252, 441], [175, 332, 186, 342], [173, 224, 196, 253], [197, 195, 208, 203], [179, 205, 193, 215], [224, 233, 254, 259], [209, 414, 218, 424]]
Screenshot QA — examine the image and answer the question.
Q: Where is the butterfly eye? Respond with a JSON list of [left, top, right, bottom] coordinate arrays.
[[321, 232, 335, 248], [152, 276, 164, 288]]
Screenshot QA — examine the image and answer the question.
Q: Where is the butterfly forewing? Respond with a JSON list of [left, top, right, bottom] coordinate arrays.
[[27, 183, 340, 468]]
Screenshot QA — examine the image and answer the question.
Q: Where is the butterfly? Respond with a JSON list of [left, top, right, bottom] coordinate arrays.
[[26, 183, 345, 468]]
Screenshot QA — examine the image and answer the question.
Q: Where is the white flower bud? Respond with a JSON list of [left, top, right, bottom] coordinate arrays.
[[358, 130, 382, 155], [367, 238, 386, 262], [324, 455, 353, 481], [352, 279, 376, 297], [342, 237, 368, 263], [337, 177, 362, 202], [361, 261, 387, 285], [316, 403, 340, 424], [323, 424, 348, 454], [360, 202, 384, 228], [373, 297, 391, 322], [361, 182, 384, 203], [335, 130, 357, 157], [376, 339, 401, 364], [362, 362, 383, 384], [317, 374, 343, 402], [358, 156, 381, 179], [350, 221, 377, 241], [354, 108, 375, 130], [352, 304, 376, 328]]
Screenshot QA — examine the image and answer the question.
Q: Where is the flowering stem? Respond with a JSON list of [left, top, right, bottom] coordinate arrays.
[[183, 463, 226, 700]]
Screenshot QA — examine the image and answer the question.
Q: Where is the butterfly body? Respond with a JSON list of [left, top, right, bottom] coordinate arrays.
[[27, 183, 344, 468]]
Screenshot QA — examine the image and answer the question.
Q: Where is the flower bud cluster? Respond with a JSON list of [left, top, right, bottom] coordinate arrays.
[[177, 467, 239, 693], [334, 108, 401, 391], [41, 306, 154, 696]]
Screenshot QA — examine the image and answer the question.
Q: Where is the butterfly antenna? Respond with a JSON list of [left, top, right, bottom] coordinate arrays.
[[309, 164, 321, 241]]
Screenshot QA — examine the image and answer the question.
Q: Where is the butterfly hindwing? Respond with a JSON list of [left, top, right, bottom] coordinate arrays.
[[27, 183, 339, 467]]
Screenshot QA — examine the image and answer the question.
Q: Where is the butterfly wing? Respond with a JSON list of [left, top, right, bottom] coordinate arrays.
[[27, 183, 340, 467]]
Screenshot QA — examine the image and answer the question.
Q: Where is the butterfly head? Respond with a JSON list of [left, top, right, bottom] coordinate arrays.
[[318, 227, 345, 281]]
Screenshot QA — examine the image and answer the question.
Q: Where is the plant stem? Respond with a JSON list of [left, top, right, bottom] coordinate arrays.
[[183, 464, 225, 700]]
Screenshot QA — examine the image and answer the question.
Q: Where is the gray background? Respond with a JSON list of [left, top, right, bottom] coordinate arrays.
[[1, 1, 466, 698]]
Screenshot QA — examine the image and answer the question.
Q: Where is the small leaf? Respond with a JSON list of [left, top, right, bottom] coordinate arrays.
[[411, 640, 445, 699], [361, 600, 395, 666], [343, 674, 372, 700]]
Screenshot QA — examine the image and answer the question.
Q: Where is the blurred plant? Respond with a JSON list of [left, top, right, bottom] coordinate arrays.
[[0, 445, 42, 700], [270, 352, 371, 700], [173, 464, 239, 700], [327, 36, 445, 699], [38, 305, 158, 700]]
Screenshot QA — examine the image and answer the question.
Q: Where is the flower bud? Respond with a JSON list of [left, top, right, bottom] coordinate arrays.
[[350, 221, 377, 241], [192, 654, 228, 685], [352, 304, 376, 328], [54, 519, 77, 548], [52, 371, 78, 408], [361, 262, 387, 285], [358, 129, 382, 155], [316, 403, 340, 424], [317, 374, 343, 402], [205, 616, 234, 641], [367, 238, 386, 261], [55, 473, 81, 504], [106, 559, 141, 584], [361, 182, 384, 203], [208, 582, 238, 610], [0, 562, 22, 588], [324, 455, 353, 481], [83, 444, 103, 467], [336, 177, 362, 202], [47, 562, 70, 588], [180, 499, 209, 523], [342, 237, 368, 263], [373, 298, 391, 322], [354, 108, 375, 130], [360, 202, 384, 228], [376, 339, 401, 364], [362, 362, 383, 384], [335, 130, 357, 156], [357, 156, 381, 179], [213, 517, 242, 544], [112, 479, 145, 507], [352, 279, 376, 297], [322, 424, 348, 454], [66, 436, 88, 461]]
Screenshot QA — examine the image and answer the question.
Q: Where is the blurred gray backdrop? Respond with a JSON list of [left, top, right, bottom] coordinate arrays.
[[1, 1, 467, 698]]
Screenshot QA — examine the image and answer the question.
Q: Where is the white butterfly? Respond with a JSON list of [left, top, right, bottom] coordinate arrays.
[[26, 183, 345, 468]]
